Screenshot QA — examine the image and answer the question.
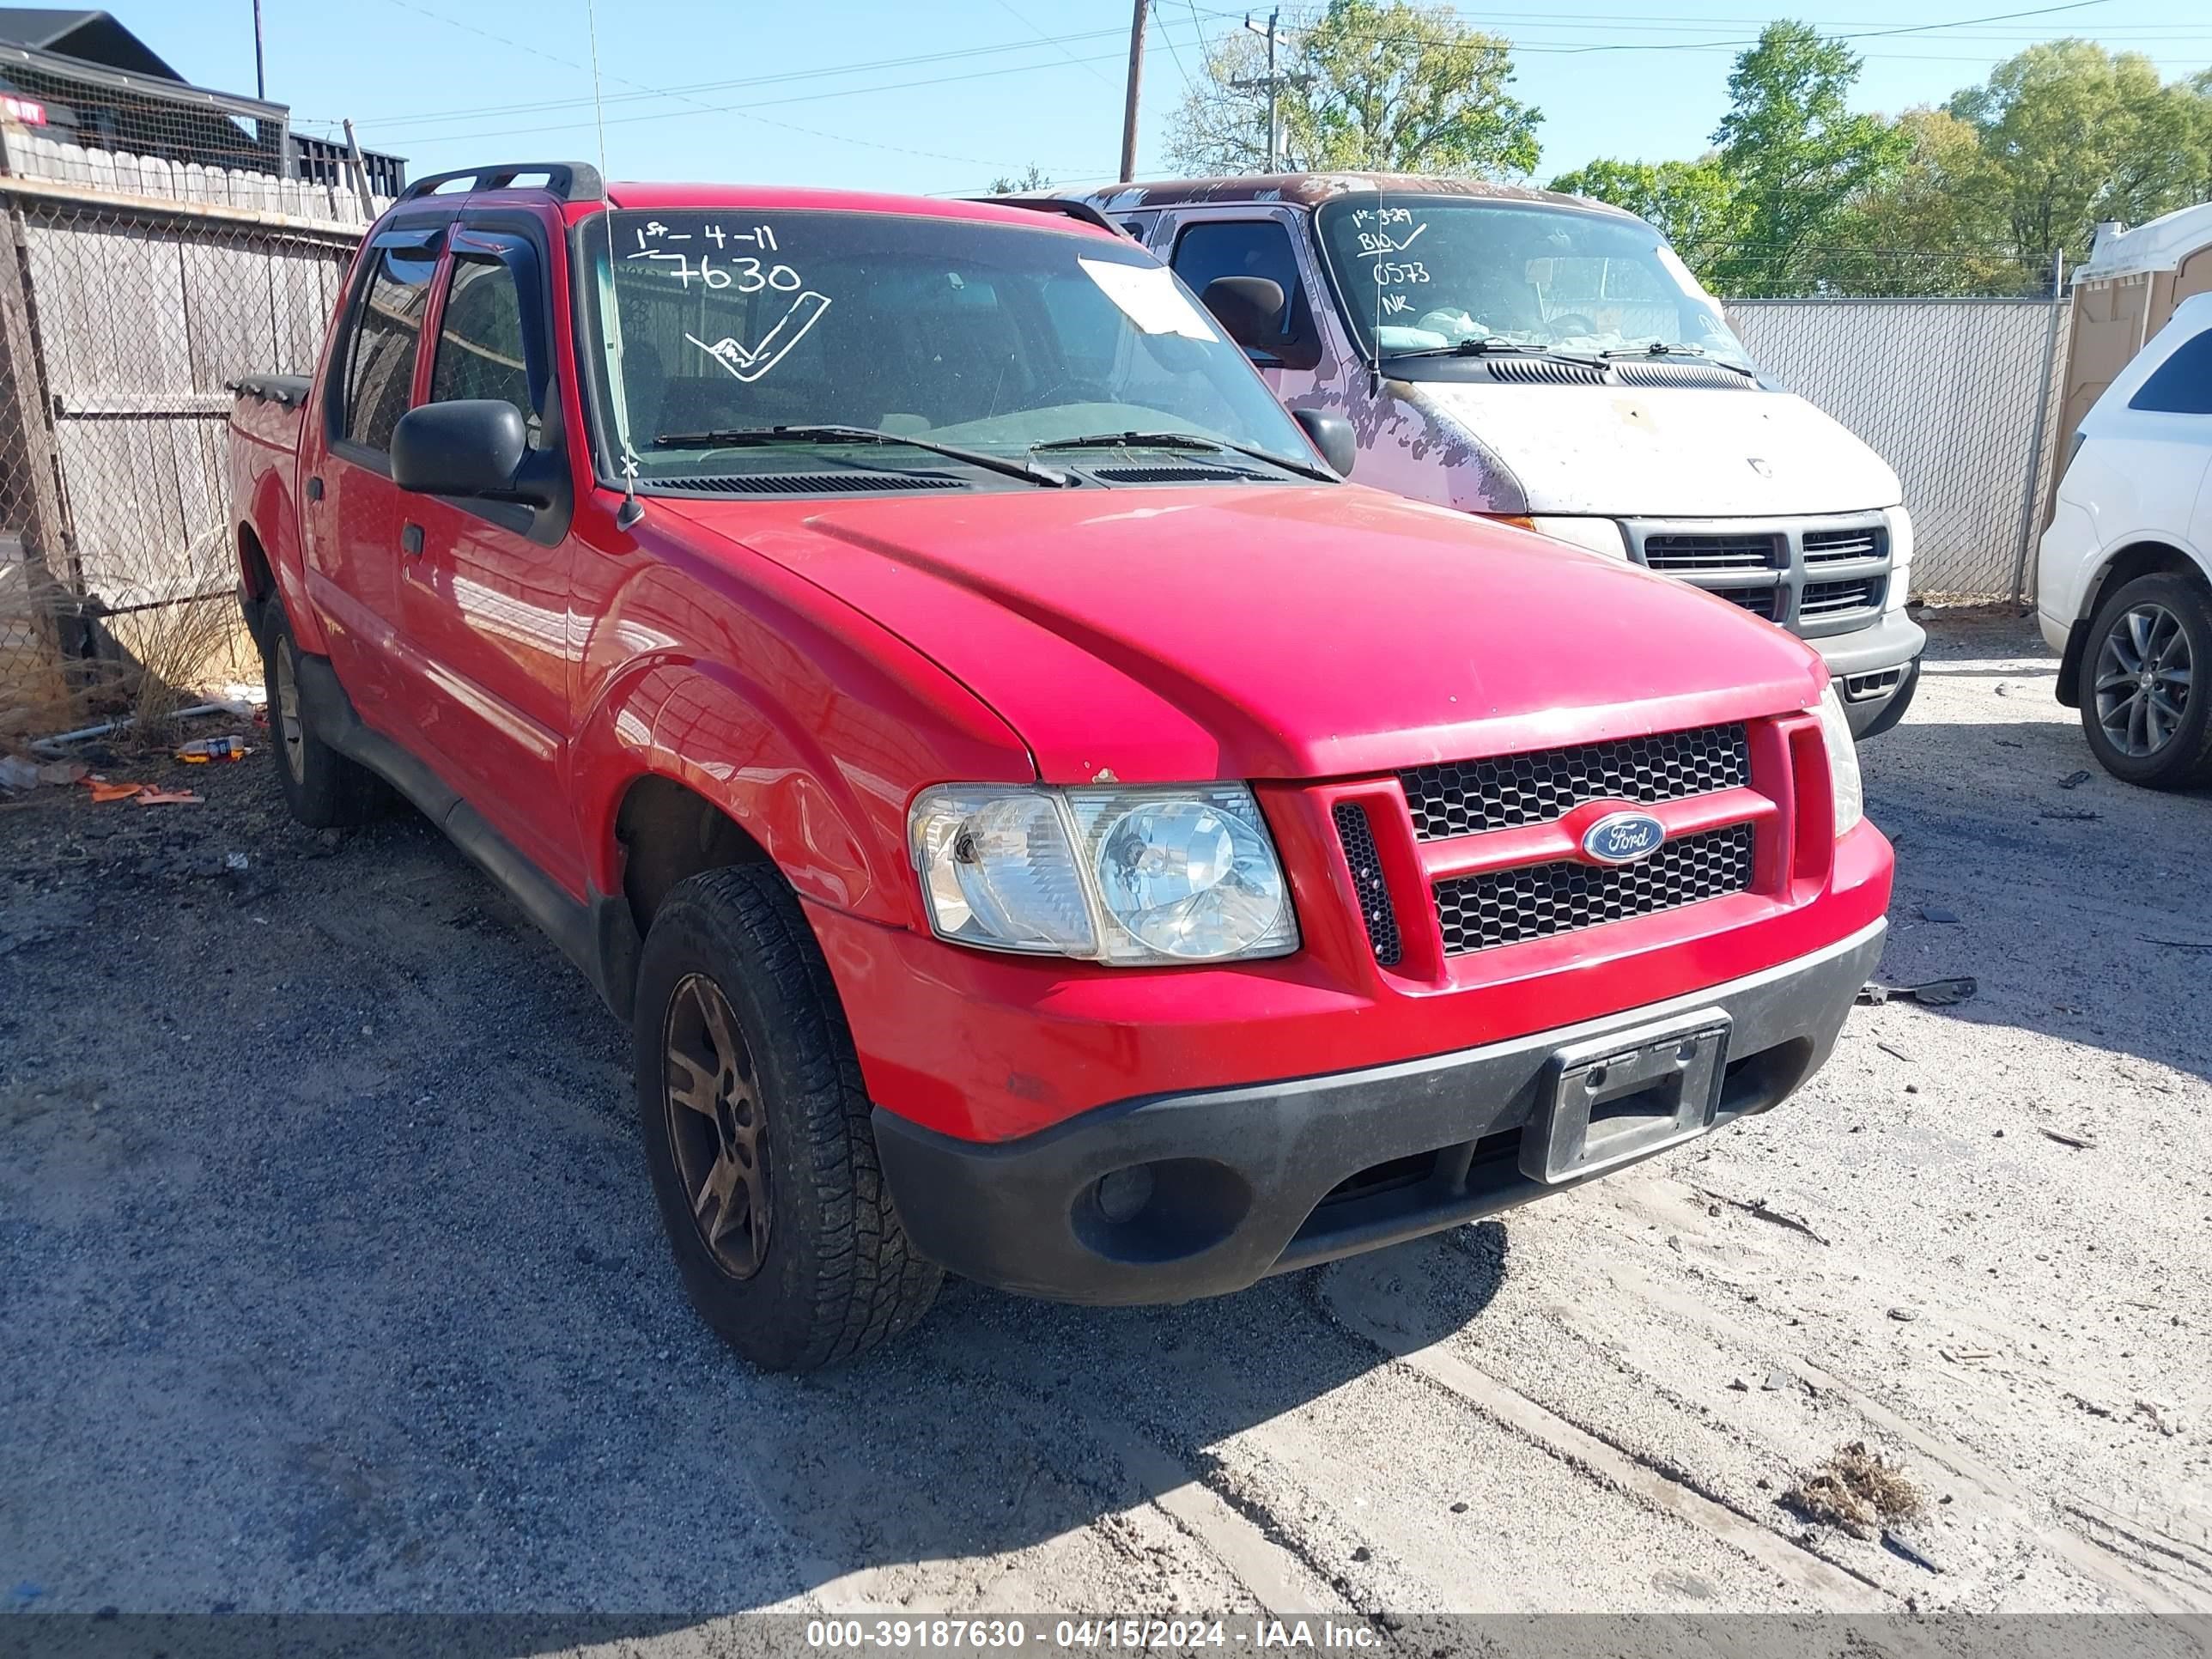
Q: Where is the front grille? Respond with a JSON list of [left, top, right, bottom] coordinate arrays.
[[1723, 586, 1781, 619], [1802, 576, 1886, 617], [1433, 823, 1757, 955], [1802, 526, 1887, 564], [1332, 801, 1402, 967], [1642, 532, 1781, 572], [1401, 723, 1750, 840]]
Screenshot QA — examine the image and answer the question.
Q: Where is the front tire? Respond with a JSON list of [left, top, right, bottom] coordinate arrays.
[[2076, 573, 2212, 790], [260, 605, 386, 828], [633, 865, 941, 1370]]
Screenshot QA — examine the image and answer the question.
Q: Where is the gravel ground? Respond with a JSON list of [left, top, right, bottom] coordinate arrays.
[[2, 611, 2207, 1623]]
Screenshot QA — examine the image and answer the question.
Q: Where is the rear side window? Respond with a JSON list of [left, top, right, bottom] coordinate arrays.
[[1170, 220, 1314, 355], [430, 255, 542, 447], [2130, 328, 2212, 415], [340, 243, 438, 451]]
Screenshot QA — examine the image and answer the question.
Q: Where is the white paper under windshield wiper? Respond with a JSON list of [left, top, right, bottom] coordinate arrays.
[[1382, 337, 1605, 368], [651, 424, 1070, 487], [1030, 429, 1334, 482]]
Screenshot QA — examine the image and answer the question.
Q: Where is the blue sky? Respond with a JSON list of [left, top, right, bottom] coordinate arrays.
[[125, 0, 2212, 197]]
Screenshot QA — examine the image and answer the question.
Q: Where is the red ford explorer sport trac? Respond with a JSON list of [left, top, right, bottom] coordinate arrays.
[[228, 163, 1893, 1370]]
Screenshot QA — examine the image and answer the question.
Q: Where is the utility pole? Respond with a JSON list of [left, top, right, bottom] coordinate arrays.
[[1118, 0, 1147, 184], [252, 0, 265, 100], [1234, 10, 1310, 171]]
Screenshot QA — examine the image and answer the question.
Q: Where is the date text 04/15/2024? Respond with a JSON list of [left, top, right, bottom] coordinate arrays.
[[803, 1619, 1384, 1650]]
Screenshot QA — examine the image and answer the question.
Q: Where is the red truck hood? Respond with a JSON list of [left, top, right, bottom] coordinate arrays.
[[661, 484, 1826, 784]]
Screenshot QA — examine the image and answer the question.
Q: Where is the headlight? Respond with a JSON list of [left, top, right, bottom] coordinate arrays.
[[1812, 685, 1864, 836], [1883, 507, 1914, 613], [1525, 516, 1631, 560], [908, 783, 1297, 965]]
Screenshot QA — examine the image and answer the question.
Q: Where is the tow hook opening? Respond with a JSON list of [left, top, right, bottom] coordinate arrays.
[[1842, 667, 1905, 702]]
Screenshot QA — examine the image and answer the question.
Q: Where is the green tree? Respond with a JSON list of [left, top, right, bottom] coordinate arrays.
[[1546, 156, 1746, 281], [1164, 0, 1540, 178], [985, 164, 1054, 196], [1948, 40, 2209, 274], [1810, 108, 2024, 295], [1707, 21, 1908, 295]]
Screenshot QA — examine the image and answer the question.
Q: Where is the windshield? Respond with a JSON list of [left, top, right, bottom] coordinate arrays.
[[582, 210, 1318, 486], [1313, 196, 1755, 371]]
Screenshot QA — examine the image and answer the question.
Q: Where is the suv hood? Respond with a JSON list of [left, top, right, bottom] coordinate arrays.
[[665, 485, 1826, 784], [1405, 381, 1903, 519]]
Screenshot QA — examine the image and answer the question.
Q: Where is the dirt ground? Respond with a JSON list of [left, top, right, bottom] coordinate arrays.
[[2, 611, 2207, 1623]]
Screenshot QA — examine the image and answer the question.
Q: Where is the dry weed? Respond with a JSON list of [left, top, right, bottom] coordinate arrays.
[[1781, 1440, 1925, 1538]]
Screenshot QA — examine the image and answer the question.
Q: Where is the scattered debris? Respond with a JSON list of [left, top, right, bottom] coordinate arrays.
[[2137, 935, 2212, 952], [1939, 1346, 1997, 1366], [2133, 1399, 2184, 1437], [38, 760, 85, 785], [176, 736, 252, 763], [1993, 738, 2023, 748], [1918, 904, 1960, 924], [224, 852, 250, 872], [0, 755, 37, 791], [2057, 769, 2092, 789], [1881, 1529, 1945, 1574], [84, 776, 148, 803], [1876, 1040, 1915, 1062], [2039, 1127, 2097, 1151], [2066, 1393, 2115, 1419], [2041, 809, 2100, 822], [1859, 976, 1977, 1008], [1448, 1501, 1468, 1515], [1887, 1307, 1921, 1322], [1762, 1369, 1792, 1392], [1697, 1188, 1832, 1246], [1728, 1378, 1750, 1392], [1780, 1442, 1924, 1540], [134, 787, 202, 806]]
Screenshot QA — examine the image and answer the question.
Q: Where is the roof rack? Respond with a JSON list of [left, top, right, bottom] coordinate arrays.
[[963, 195, 1126, 236], [396, 162, 607, 205]]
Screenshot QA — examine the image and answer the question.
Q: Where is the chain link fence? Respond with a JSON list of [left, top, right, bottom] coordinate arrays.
[[1723, 290, 2069, 603], [0, 141, 379, 741]]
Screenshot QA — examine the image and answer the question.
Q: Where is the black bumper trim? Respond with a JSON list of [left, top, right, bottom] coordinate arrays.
[[873, 919, 1887, 1305]]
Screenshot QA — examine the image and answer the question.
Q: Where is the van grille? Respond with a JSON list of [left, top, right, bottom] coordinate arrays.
[[1432, 823, 1757, 955], [1400, 723, 1750, 841], [1642, 532, 1782, 572], [1724, 587, 1781, 619], [1802, 526, 1887, 564], [1801, 577, 1885, 617]]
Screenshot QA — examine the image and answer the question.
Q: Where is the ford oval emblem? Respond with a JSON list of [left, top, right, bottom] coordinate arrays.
[[1583, 810, 1667, 866]]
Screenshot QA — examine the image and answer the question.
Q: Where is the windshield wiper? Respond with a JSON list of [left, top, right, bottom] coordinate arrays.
[[1030, 429, 1334, 483], [1382, 337, 1604, 368], [1600, 343, 1757, 378], [651, 424, 1070, 487]]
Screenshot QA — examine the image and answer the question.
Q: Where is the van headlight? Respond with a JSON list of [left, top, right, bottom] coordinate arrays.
[[1882, 506, 1914, 613], [1812, 686, 1864, 835], [908, 783, 1298, 964]]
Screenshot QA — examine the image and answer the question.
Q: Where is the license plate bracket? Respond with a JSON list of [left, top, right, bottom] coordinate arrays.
[[1520, 1009, 1731, 1185]]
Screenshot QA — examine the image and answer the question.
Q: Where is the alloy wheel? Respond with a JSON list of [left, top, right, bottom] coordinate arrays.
[[2093, 603, 2192, 759], [275, 644, 307, 784], [662, 972, 771, 1279]]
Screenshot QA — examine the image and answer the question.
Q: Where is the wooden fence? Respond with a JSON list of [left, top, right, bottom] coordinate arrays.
[[0, 137, 387, 724]]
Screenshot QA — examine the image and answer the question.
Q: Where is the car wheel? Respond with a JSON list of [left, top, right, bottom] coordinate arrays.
[[632, 864, 942, 1370], [2077, 573, 2212, 790], [261, 605, 387, 828]]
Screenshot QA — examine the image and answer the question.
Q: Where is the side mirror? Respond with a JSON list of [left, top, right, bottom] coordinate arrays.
[[1294, 407, 1356, 477], [392, 400, 549, 506], [1200, 276, 1285, 353]]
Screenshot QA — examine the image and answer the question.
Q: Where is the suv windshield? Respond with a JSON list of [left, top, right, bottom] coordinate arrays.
[[583, 209, 1319, 487], [1313, 195, 1755, 372]]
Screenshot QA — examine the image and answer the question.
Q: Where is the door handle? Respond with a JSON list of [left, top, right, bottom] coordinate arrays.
[[306, 475, 324, 501], [401, 521, 424, 556]]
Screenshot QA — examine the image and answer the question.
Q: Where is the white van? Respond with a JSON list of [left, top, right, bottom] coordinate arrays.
[[1085, 173, 1927, 736]]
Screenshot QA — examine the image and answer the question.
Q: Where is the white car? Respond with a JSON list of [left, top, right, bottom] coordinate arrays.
[[2039, 290, 2212, 788]]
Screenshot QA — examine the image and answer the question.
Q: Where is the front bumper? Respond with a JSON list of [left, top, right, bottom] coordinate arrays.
[[873, 918, 1885, 1305], [1808, 611, 1925, 737]]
